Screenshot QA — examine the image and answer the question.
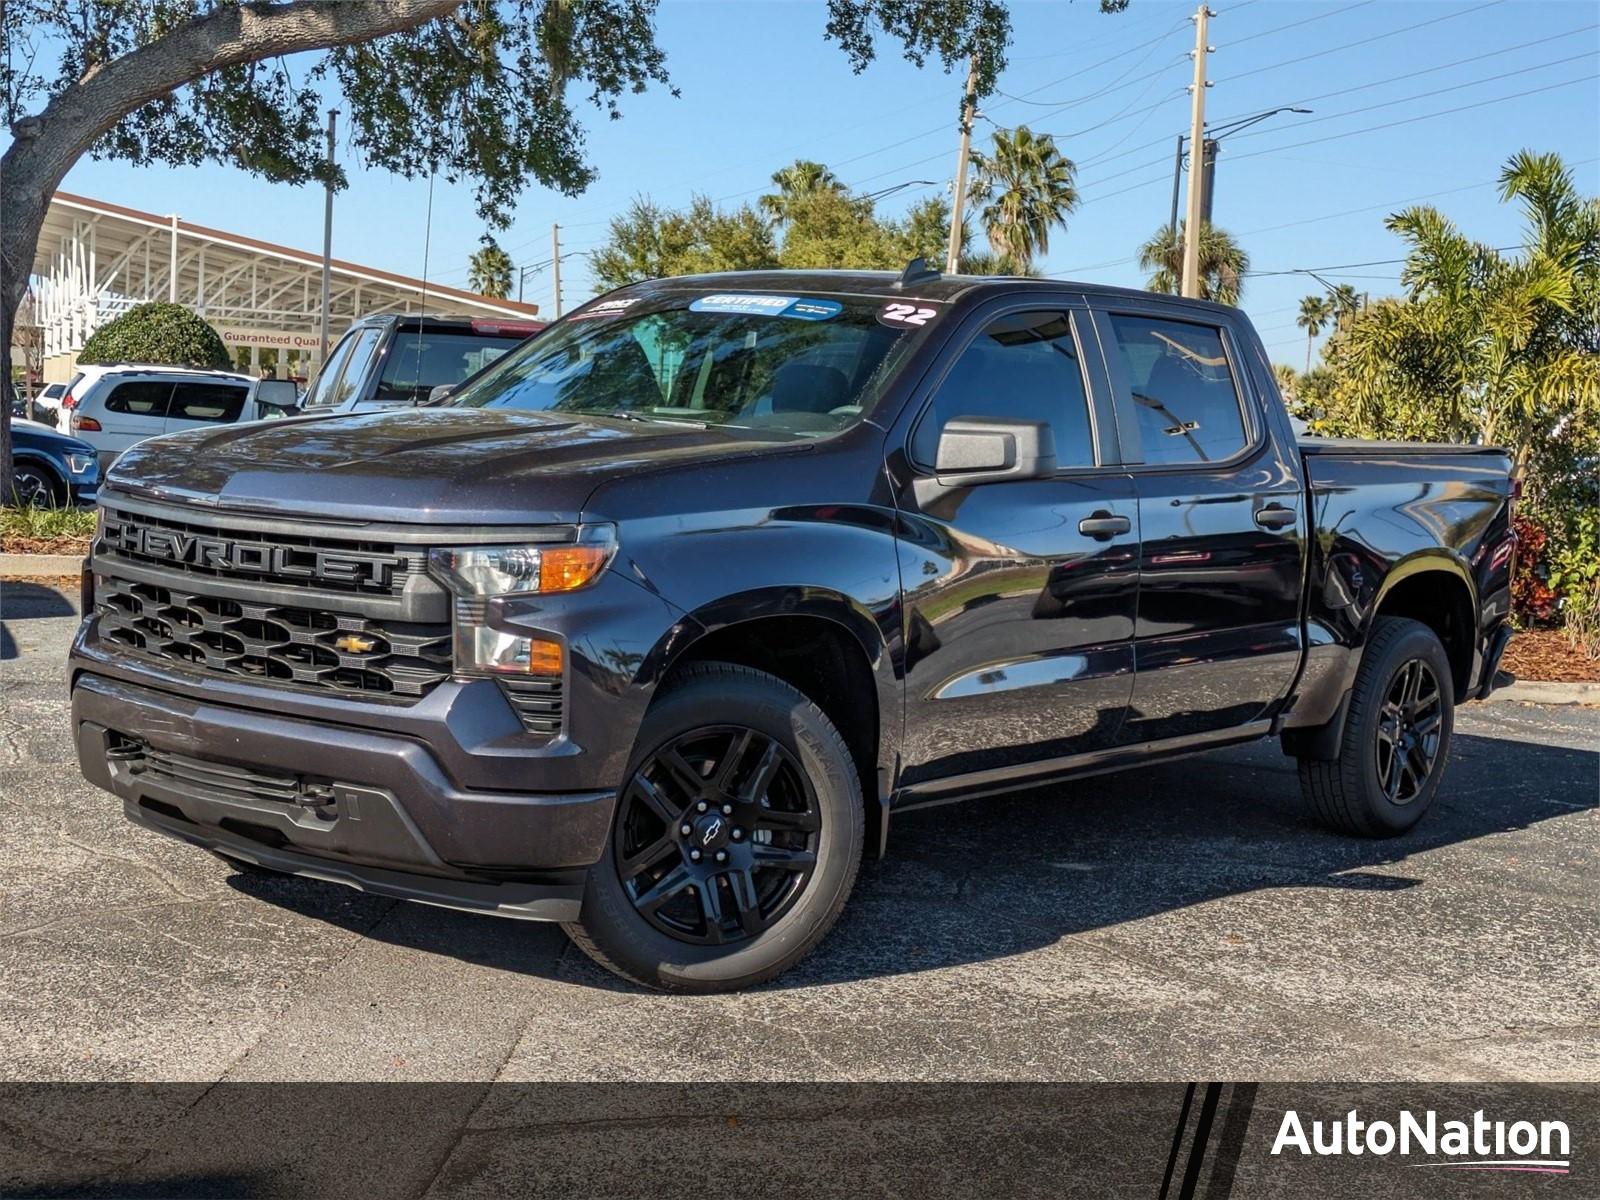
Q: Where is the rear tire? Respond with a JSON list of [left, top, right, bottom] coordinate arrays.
[[1298, 616, 1454, 837], [564, 663, 864, 993]]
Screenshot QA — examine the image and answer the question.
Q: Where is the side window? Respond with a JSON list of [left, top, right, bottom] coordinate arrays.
[[1106, 315, 1248, 465], [168, 382, 247, 423], [303, 329, 361, 408], [102, 381, 173, 417], [911, 310, 1095, 469]]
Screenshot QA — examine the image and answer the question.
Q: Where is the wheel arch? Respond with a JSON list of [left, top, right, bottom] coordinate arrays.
[[10, 451, 67, 502], [1368, 551, 1477, 701], [649, 587, 897, 852]]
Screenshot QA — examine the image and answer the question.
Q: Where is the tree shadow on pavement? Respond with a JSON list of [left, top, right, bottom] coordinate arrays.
[[0, 579, 77, 660], [224, 729, 1597, 991]]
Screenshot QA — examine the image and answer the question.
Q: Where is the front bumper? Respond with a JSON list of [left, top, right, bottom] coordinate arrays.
[[72, 673, 617, 921]]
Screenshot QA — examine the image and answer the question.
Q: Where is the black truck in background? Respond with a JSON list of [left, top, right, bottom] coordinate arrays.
[[71, 267, 1516, 992]]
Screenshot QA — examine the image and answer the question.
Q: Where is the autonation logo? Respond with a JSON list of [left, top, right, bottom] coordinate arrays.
[[1272, 1108, 1572, 1175]]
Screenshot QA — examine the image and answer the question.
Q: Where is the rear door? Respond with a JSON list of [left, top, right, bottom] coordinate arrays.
[[1089, 305, 1304, 742], [163, 380, 250, 434], [891, 297, 1139, 791], [90, 377, 174, 458]]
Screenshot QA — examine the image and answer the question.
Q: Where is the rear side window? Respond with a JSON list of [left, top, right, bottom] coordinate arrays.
[[102, 380, 173, 417], [1106, 315, 1247, 465], [168, 382, 247, 423], [911, 310, 1096, 469]]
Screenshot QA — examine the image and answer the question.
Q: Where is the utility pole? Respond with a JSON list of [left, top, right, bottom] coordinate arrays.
[[945, 53, 980, 275], [550, 223, 563, 317], [319, 108, 337, 359], [1180, 4, 1213, 299]]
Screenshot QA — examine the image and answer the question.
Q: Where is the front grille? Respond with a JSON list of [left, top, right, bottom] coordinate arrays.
[[97, 574, 451, 699], [498, 677, 565, 736], [99, 506, 419, 597]]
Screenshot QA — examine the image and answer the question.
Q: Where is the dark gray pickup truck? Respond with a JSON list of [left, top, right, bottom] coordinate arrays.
[[72, 267, 1516, 991]]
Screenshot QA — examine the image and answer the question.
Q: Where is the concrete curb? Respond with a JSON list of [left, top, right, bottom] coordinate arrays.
[[0, 553, 85, 576], [1486, 680, 1600, 706]]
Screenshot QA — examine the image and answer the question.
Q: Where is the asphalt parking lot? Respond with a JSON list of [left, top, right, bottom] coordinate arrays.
[[3, 579, 1596, 1087]]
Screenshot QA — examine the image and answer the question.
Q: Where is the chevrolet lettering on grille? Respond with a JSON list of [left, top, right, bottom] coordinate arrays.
[[104, 517, 404, 588]]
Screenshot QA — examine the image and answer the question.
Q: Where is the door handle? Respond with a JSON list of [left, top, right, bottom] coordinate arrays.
[[1254, 504, 1298, 529], [1078, 512, 1132, 540]]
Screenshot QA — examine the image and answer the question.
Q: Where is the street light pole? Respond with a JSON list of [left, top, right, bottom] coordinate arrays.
[[318, 108, 337, 360]]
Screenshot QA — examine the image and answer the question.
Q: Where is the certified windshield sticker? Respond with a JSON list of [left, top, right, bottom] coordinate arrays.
[[877, 301, 941, 328], [569, 297, 641, 320], [690, 294, 842, 321]]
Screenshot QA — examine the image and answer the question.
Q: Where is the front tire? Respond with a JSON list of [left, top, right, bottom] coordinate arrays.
[[1298, 616, 1455, 837], [11, 464, 60, 508], [564, 663, 864, 993]]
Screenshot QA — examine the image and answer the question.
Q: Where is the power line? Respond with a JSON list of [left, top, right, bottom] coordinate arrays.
[[1227, 0, 1377, 47], [1213, 0, 1508, 86], [1206, 21, 1598, 127], [1223, 72, 1599, 167], [1220, 50, 1598, 148]]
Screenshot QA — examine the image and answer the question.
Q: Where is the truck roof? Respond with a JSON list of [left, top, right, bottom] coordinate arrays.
[[629, 268, 1244, 316]]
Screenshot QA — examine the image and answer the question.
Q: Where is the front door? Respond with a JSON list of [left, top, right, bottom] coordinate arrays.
[[1093, 308, 1304, 742], [892, 304, 1139, 790]]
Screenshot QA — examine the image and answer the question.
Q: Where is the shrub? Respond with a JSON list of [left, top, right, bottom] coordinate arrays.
[[1510, 514, 1557, 627], [78, 302, 231, 369]]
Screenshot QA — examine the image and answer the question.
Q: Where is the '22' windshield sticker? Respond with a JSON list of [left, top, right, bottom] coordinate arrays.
[[877, 301, 940, 328], [689, 294, 843, 321]]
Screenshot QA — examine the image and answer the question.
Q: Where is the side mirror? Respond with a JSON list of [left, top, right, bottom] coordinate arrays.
[[427, 384, 456, 405], [933, 417, 1057, 486]]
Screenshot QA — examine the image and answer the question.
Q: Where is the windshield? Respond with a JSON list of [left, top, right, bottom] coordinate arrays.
[[449, 291, 927, 436], [377, 331, 523, 403]]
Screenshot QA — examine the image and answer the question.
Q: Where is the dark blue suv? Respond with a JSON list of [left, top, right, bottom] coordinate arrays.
[[10, 418, 101, 507]]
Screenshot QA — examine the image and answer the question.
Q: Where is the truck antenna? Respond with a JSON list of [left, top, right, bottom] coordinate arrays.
[[894, 257, 942, 290]]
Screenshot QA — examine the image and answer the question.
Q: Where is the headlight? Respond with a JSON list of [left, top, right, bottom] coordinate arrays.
[[427, 525, 616, 675], [65, 454, 96, 475]]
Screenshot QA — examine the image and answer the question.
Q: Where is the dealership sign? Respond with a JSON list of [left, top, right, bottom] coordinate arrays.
[[214, 325, 332, 351]]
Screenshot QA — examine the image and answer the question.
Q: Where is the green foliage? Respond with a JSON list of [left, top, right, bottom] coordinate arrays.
[[2, 1, 677, 229], [0, 503, 97, 546], [760, 161, 845, 228], [778, 189, 905, 270], [1138, 221, 1249, 306], [589, 196, 779, 288], [78, 302, 231, 369], [467, 237, 515, 298], [970, 125, 1077, 270], [1310, 150, 1600, 644]]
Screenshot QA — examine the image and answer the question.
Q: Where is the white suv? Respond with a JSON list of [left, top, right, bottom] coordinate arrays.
[[64, 365, 283, 469]]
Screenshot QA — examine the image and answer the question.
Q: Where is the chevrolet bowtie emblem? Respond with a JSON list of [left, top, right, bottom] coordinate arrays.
[[334, 634, 377, 654]]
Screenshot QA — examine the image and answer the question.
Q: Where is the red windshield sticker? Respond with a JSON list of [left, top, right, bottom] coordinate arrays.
[[877, 301, 940, 328]]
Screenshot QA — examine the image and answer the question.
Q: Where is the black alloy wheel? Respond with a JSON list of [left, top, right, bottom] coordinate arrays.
[[614, 725, 821, 945], [1373, 658, 1443, 805], [11, 464, 57, 508]]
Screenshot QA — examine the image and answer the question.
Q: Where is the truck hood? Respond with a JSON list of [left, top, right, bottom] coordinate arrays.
[[104, 407, 800, 525]]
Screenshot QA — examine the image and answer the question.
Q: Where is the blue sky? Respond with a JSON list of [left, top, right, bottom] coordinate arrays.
[[50, 0, 1600, 368]]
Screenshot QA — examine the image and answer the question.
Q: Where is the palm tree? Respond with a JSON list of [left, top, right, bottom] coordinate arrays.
[[1296, 294, 1333, 372], [1137, 221, 1249, 306], [467, 238, 514, 299], [760, 160, 843, 228], [969, 125, 1078, 271], [1329, 283, 1362, 332]]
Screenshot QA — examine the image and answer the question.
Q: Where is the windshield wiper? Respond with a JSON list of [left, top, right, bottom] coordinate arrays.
[[598, 409, 708, 429]]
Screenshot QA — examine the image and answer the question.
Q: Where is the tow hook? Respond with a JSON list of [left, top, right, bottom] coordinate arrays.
[[296, 782, 339, 819]]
